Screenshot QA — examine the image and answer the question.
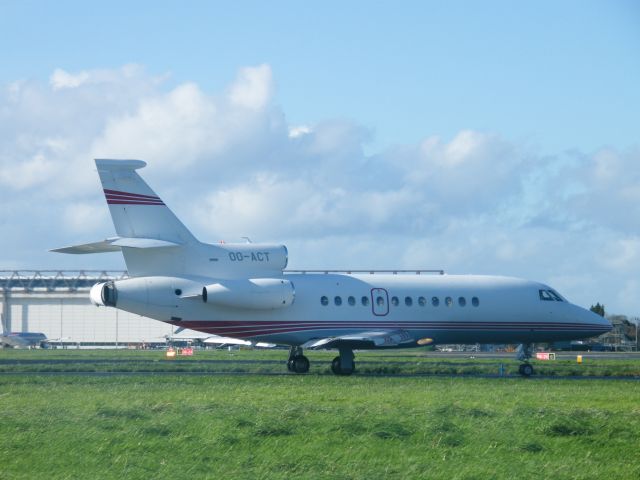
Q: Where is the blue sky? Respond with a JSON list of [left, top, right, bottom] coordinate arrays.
[[3, 1, 638, 152], [0, 1, 639, 315]]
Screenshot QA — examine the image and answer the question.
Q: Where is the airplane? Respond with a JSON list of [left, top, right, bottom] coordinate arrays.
[[53, 159, 612, 376], [0, 331, 49, 349], [1, 315, 49, 348]]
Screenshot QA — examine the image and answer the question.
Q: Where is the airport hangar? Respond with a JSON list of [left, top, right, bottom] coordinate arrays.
[[1, 270, 175, 347]]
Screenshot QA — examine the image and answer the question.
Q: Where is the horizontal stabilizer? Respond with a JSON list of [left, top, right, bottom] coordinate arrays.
[[52, 237, 182, 254], [51, 241, 121, 254]]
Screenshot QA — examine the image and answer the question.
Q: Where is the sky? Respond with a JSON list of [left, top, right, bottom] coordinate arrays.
[[0, 1, 639, 316]]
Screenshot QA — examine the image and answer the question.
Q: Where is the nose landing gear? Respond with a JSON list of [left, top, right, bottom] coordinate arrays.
[[516, 343, 535, 377], [518, 363, 534, 376]]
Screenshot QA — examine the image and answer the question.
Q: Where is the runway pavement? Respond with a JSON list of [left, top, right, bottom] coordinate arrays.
[[0, 350, 638, 379]]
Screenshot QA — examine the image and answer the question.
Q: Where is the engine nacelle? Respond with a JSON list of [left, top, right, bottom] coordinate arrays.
[[90, 281, 118, 307], [202, 278, 294, 310]]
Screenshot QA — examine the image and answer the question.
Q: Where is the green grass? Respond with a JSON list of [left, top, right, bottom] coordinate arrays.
[[1, 368, 639, 478]]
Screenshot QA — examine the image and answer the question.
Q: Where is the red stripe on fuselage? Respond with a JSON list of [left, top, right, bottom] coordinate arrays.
[[167, 320, 610, 339]]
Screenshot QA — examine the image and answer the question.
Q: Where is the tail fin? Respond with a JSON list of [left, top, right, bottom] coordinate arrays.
[[95, 159, 196, 245]]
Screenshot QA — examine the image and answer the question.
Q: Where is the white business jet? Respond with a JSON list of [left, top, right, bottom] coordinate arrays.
[[53, 160, 611, 376]]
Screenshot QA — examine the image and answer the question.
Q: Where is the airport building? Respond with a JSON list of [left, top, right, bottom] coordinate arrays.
[[1, 271, 174, 346]]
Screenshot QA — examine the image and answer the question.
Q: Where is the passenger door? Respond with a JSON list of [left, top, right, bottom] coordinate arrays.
[[370, 288, 389, 316]]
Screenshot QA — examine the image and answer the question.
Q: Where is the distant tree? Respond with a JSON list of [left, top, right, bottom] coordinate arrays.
[[590, 303, 605, 317]]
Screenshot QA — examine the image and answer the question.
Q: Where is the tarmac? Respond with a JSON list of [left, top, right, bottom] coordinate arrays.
[[1, 351, 638, 380]]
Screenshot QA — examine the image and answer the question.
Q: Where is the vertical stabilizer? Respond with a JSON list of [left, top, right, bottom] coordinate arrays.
[[95, 159, 197, 245]]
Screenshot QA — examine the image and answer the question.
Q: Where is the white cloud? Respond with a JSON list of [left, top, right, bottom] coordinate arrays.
[[0, 63, 639, 315], [90, 82, 219, 166], [49, 64, 151, 91], [288, 125, 311, 138], [88, 64, 283, 177], [441, 130, 488, 167], [50, 68, 90, 90], [63, 202, 110, 235], [600, 237, 640, 272], [0, 153, 56, 190], [228, 64, 273, 110], [617, 279, 640, 315], [369, 130, 524, 222]]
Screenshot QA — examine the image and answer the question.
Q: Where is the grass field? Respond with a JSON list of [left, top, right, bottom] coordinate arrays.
[[1, 351, 639, 479]]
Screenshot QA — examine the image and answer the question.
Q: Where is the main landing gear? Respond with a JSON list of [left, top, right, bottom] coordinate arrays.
[[287, 346, 310, 374], [286, 346, 356, 375], [331, 348, 355, 376], [516, 343, 535, 377]]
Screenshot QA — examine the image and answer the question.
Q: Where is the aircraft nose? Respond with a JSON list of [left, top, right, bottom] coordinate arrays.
[[581, 307, 612, 333]]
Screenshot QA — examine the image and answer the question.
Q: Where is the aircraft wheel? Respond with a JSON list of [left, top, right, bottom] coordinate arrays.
[[331, 356, 354, 376], [292, 355, 310, 374], [287, 359, 294, 372], [519, 363, 534, 377], [331, 356, 341, 375]]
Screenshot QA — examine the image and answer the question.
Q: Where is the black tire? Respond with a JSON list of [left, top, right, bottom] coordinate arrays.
[[287, 359, 294, 372], [331, 356, 354, 376], [331, 356, 341, 375], [292, 355, 310, 374], [520, 363, 534, 377]]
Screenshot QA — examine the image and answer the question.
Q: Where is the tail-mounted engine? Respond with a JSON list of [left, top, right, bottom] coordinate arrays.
[[202, 278, 294, 310], [90, 281, 118, 307]]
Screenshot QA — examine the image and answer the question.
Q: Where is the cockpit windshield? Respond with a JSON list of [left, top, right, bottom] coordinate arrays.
[[539, 289, 564, 302]]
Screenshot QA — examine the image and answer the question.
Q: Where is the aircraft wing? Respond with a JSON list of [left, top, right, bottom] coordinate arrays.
[[202, 336, 275, 348], [305, 329, 415, 350], [44, 337, 66, 342], [203, 335, 249, 346]]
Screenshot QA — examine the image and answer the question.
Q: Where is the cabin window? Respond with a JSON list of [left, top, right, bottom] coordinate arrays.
[[458, 297, 466, 307], [391, 296, 399, 306], [432, 297, 440, 307], [445, 296, 453, 307], [418, 296, 426, 306], [472, 297, 480, 307], [174, 289, 182, 296], [348, 296, 356, 306], [334, 296, 342, 306], [405, 296, 413, 306], [361, 296, 370, 306], [376, 296, 385, 307], [321, 296, 329, 306]]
